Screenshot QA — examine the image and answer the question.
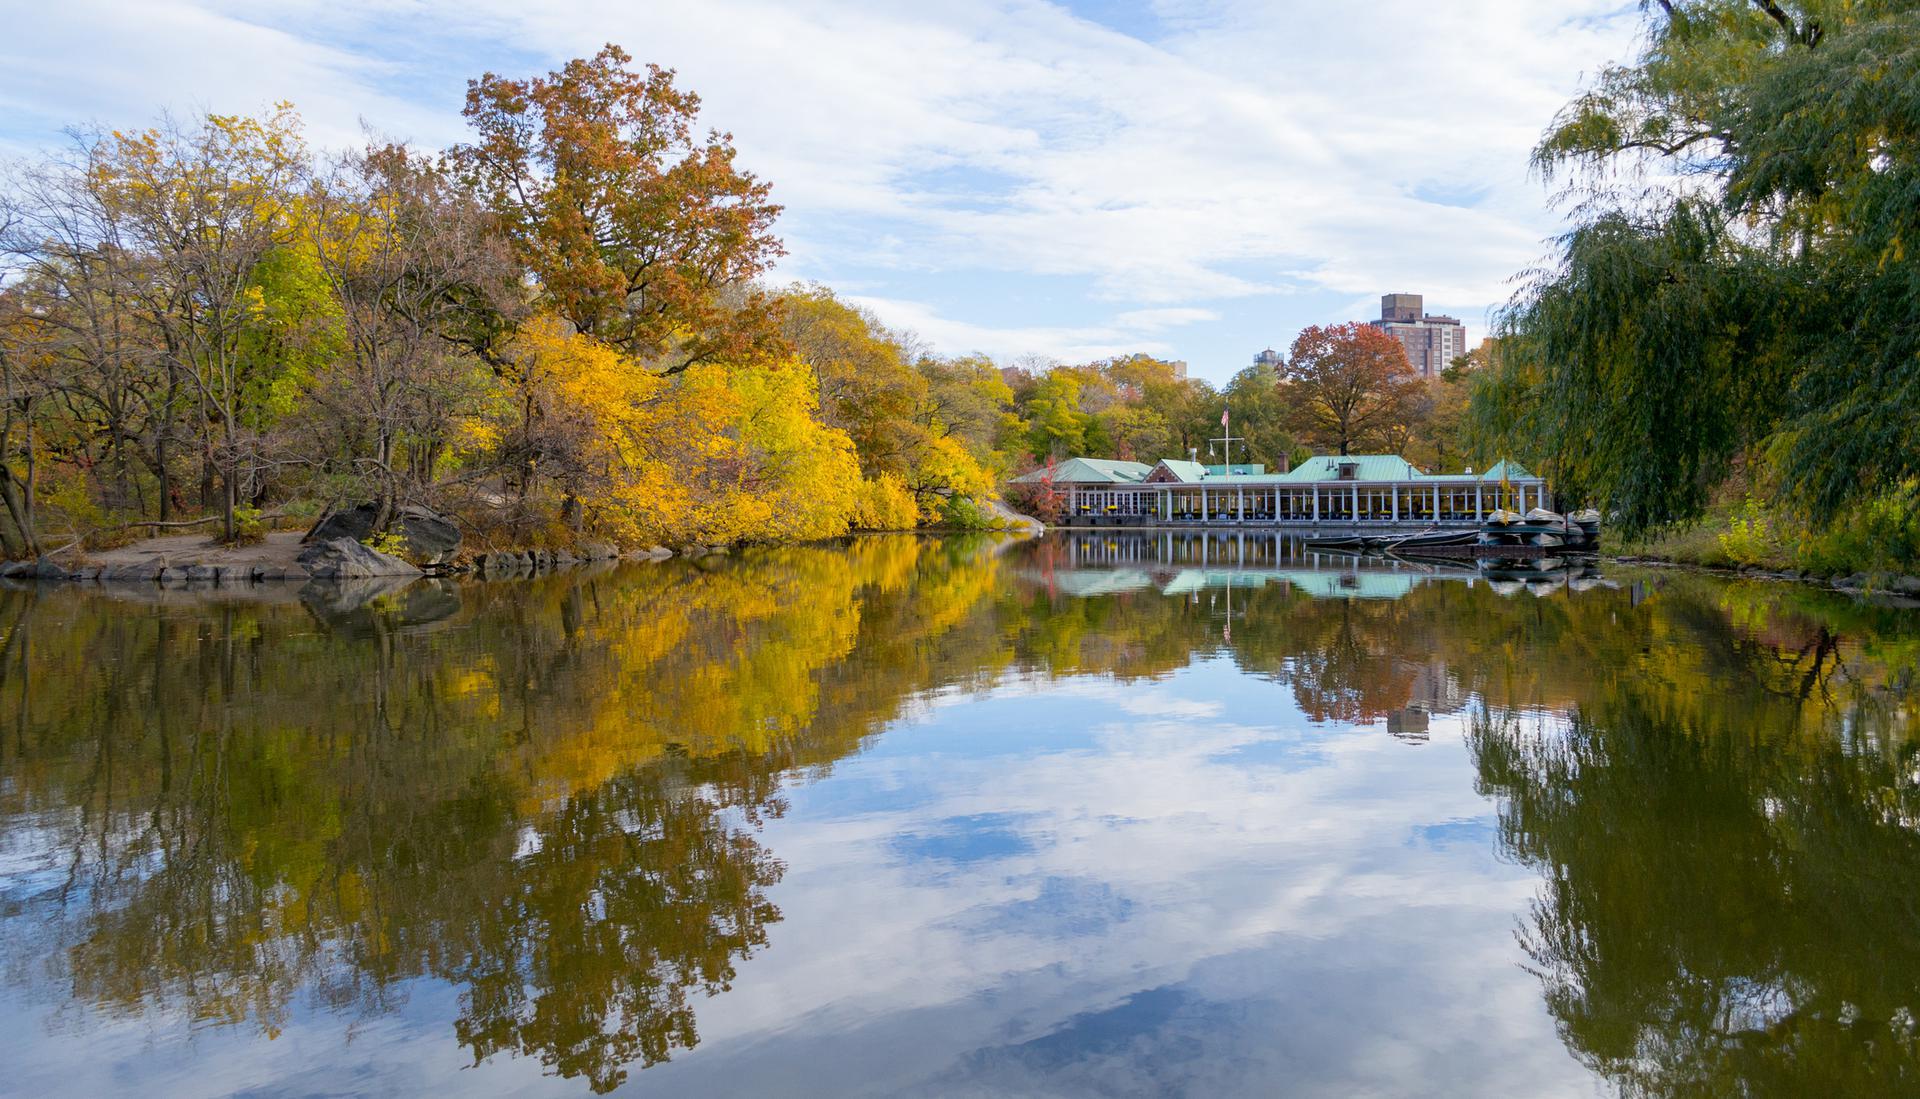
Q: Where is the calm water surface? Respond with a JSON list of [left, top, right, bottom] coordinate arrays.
[[2, 533, 1918, 1097]]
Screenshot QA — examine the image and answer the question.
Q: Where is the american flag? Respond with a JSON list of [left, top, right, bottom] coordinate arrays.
[[1220, 408, 1229, 428]]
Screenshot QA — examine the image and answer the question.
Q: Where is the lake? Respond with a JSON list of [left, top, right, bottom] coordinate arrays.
[[2, 532, 1917, 1097]]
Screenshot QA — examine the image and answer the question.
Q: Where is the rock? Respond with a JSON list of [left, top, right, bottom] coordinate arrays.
[[646, 546, 674, 560], [301, 576, 462, 636], [1838, 572, 1870, 590], [185, 564, 219, 583], [29, 558, 68, 580], [156, 567, 188, 586], [296, 537, 423, 580], [102, 563, 158, 583], [1890, 575, 1920, 596], [0, 560, 33, 578], [582, 542, 617, 560], [305, 502, 462, 567]]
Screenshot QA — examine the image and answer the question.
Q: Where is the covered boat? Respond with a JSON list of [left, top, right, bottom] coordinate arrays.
[[1566, 508, 1602, 549]]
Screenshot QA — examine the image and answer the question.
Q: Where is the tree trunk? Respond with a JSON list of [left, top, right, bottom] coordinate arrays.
[[0, 463, 38, 559]]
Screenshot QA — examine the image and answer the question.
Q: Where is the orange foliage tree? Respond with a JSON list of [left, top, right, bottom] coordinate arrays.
[[452, 44, 785, 373], [1280, 322, 1426, 456]]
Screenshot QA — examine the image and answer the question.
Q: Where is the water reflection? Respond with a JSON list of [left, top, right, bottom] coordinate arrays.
[[0, 532, 1917, 1096]]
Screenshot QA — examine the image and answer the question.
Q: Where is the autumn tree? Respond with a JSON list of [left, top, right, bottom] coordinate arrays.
[[1023, 371, 1090, 459], [0, 291, 57, 555], [94, 105, 314, 541], [779, 284, 924, 475], [452, 45, 784, 373], [1095, 403, 1171, 461], [1280, 322, 1425, 456], [0, 140, 168, 519], [304, 142, 519, 530]]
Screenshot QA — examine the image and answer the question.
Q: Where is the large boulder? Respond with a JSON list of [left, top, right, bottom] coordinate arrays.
[[305, 503, 462, 567], [296, 537, 423, 580]]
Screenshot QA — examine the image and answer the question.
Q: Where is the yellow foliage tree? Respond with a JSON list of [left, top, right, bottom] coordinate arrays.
[[485, 315, 861, 547]]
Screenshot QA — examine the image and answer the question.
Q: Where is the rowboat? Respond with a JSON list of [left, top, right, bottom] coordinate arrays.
[[1385, 528, 1479, 551]]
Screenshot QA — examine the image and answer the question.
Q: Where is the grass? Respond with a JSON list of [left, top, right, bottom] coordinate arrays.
[[1616, 486, 1920, 582]]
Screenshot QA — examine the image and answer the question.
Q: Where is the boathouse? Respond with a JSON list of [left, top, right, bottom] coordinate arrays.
[[1012, 454, 1548, 528]]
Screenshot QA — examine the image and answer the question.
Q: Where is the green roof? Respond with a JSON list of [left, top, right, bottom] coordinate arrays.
[[1275, 455, 1425, 482], [1476, 459, 1534, 482], [1009, 457, 1152, 485], [1153, 459, 1209, 482], [1279, 569, 1420, 600]]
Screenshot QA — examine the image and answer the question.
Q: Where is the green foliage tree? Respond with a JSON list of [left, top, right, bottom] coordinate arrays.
[[1488, 0, 1920, 536], [1222, 362, 1295, 469]]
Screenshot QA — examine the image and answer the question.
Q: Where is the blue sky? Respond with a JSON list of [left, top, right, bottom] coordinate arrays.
[[2, 1, 1644, 384]]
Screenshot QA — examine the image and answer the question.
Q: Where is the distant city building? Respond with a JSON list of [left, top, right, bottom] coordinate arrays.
[[1251, 348, 1282, 370], [1369, 293, 1467, 378], [1167, 359, 1189, 380]]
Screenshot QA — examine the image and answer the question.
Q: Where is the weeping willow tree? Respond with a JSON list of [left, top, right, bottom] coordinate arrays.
[[1478, 1, 1920, 535]]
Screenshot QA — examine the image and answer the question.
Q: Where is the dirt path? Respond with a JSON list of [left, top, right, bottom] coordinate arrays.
[[86, 530, 309, 568]]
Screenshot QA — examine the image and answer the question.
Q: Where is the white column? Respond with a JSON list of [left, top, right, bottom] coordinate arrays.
[[1476, 482, 1483, 519], [1391, 486, 1399, 523], [1350, 483, 1359, 522]]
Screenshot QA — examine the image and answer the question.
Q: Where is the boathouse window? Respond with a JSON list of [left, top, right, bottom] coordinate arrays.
[[1337, 462, 1358, 480]]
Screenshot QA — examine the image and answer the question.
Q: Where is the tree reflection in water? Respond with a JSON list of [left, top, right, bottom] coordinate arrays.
[[1473, 686, 1920, 1093], [2, 531, 1918, 1095], [0, 536, 1009, 1092]]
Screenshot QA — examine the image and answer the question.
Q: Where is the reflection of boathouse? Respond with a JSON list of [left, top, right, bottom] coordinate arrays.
[[1035, 530, 1613, 604], [1035, 530, 1477, 601], [1013, 455, 1546, 529]]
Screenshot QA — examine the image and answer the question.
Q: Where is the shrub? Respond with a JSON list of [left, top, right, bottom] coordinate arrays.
[[362, 529, 410, 557], [1716, 497, 1786, 568], [936, 496, 997, 531], [1798, 481, 1920, 577], [230, 506, 267, 546]]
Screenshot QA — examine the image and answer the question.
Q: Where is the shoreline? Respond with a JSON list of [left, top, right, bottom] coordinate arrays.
[[0, 524, 1040, 588], [1609, 552, 1920, 604]]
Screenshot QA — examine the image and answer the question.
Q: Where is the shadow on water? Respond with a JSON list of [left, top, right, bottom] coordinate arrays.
[[0, 531, 1916, 1094]]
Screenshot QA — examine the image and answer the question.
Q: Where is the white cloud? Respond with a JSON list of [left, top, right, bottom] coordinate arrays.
[[847, 292, 1216, 361], [1, 0, 1645, 365]]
